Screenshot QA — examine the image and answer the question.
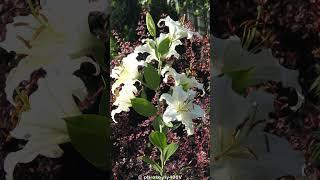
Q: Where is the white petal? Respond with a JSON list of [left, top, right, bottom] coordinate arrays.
[[159, 93, 175, 106], [172, 86, 189, 102], [212, 76, 250, 132], [214, 36, 303, 109], [211, 76, 304, 179], [191, 104, 205, 119], [161, 66, 177, 83], [5, 55, 51, 105], [4, 140, 66, 180], [162, 107, 178, 124], [157, 16, 195, 40], [290, 89, 305, 111], [41, 0, 89, 33], [212, 133, 305, 180], [177, 112, 194, 135], [111, 53, 141, 92], [134, 39, 158, 62], [135, 43, 156, 56], [5, 60, 85, 180], [111, 80, 139, 122], [0, 15, 39, 53], [161, 65, 172, 76], [4, 146, 38, 180], [111, 107, 123, 123], [37, 76, 82, 117]]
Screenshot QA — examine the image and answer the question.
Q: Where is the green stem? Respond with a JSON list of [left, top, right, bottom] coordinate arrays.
[[214, 143, 239, 161], [160, 150, 165, 179], [158, 59, 163, 75], [27, 0, 45, 25]]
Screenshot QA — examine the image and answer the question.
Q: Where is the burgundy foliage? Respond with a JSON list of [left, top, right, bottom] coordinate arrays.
[[111, 11, 210, 179]]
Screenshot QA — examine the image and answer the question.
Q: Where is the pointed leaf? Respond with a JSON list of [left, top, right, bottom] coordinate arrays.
[[152, 116, 164, 131], [149, 131, 167, 151], [163, 143, 178, 162], [226, 68, 253, 94], [131, 98, 157, 117], [144, 64, 160, 90], [157, 37, 171, 56], [64, 114, 110, 171], [142, 156, 162, 174], [146, 12, 156, 37]]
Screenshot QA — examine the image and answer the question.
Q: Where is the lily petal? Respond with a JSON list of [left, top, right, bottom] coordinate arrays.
[[162, 106, 177, 124], [111, 80, 139, 122], [159, 93, 175, 107], [192, 104, 205, 119], [172, 86, 189, 102], [177, 112, 194, 135]]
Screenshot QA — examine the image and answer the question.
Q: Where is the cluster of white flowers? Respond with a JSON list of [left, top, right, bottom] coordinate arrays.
[[111, 16, 205, 135], [160, 66, 205, 135]]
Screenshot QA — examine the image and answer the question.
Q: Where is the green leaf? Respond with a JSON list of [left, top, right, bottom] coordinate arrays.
[[226, 68, 253, 94], [152, 116, 164, 131], [146, 12, 156, 37], [147, 39, 156, 49], [131, 98, 157, 117], [166, 121, 173, 128], [152, 116, 168, 133], [163, 143, 178, 162], [64, 114, 110, 171], [149, 131, 167, 151], [157, 37, 171, 56], [140, 89, 148, 99], [142, 156, 162, 174], [144, 64, 160, 90]]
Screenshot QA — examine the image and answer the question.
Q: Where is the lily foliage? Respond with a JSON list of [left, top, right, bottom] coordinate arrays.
[[111, 12, 207, 177]]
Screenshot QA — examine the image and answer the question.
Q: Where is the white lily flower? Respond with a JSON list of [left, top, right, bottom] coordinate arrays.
[[213, 36, 304, 110], [156, 33, 182, 59], [135, 16, 197, 62], [5, 55, 97, 104], [111, 52, 144, 92], [157, 16, 196, 41], [161, 66, 204, 93], [134, 38, 158, 63], [211, 76, 305, 180], [160, 86, 205, 135], [2, 1, 105, 179], [135, 33, 181, 62], [4, 59, 89, 180], [2, 0, 107, 56], [111, 80, 139, 123], [2, 0, 106, 104]]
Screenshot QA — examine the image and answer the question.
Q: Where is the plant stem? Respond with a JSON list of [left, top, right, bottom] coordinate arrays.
[[160, 151, 164, 179]]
